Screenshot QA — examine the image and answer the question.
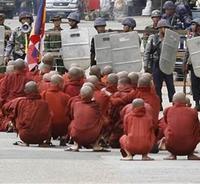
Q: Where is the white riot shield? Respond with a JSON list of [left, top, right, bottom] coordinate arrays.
[[110, 31, 142, 73], [94, 32, 114, 70], [187, 36, 200, 77], [159, 29, 179, 75], [0, 26, 5, 65], [61, 28, 90, 70]]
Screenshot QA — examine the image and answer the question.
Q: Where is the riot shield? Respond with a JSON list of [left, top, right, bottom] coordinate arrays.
[[94, 32, 114, 70], [159, 29, 179, 75], [187, 36, 200, 78], [110, 31, 142, 73], [61, 28, 90, 70], [0, 26, 5, 65]]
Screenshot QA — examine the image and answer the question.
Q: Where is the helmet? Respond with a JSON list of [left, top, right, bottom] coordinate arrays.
[[67, 12, 80, 23], [191, 18, 200, 26], [151, 10, 161, 18], [122, 18, 136, 28], [176, 4, 187, 15], [163, 1, 176, 10], [94, 17, 106, 27], [19, 11, 34, 23], [157, 19, 171, 28]]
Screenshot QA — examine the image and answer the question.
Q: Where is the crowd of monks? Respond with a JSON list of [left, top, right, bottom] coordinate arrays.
[[0, 53, 200, 161]]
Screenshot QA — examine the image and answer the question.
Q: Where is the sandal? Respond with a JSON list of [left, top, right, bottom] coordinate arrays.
[[13, 141, 29, 147]]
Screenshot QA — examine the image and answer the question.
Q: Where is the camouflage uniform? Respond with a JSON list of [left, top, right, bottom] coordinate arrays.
[[2, 24, 11, 47], [4, 26, 30, 60], [143, 25, 158, 49], [44, 27, 66, 74]]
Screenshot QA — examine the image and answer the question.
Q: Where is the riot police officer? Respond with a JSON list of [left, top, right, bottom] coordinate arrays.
[[67, 12, 80, 29], [44, 16, 66, 74], [4, 11, 33, 63], [184, 18, 200, 111], [90, 17, 107, 66], [122, 17, 136, 32], [143, 10, 161, 49], [144, 19, 175, 110]]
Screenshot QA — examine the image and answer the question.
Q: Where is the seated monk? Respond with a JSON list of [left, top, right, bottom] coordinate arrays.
[[68, 86, 105, 151], [128, 72, 139, 90], [64, 67, 84, 97], [101, 73, 118, 95], [163, 92, 200, 160], [89, 65, 105, 89], [0, 59, 31, 105], [2, 81, 52, 146], [41, 74, 70, 146], [120, 98, 155, 161], [101, 65, 113, 84], [109, 77, 133, 148]]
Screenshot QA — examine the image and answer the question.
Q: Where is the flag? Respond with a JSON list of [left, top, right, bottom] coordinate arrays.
[[26, 0, 46, 71]]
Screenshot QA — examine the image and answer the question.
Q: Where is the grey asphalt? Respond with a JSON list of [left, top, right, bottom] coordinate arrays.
[[0, 17, 200, 184]]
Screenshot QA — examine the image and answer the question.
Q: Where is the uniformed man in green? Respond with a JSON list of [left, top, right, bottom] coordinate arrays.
[[143, 10, 161, 49], [44, 16, 66, 74], [4, 11, 33, 64], [0, 13, 11, 47]]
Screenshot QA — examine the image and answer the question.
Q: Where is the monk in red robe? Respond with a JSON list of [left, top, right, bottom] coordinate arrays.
[[2, 81, 52, 146], [101, 65, 113, 84], [117, 71, 129, 79], [109, 77, 133, 148], [64, 67, 84, 97], [120, 98, 155, 160], [67, 85, 105, 151], [42, 74, 70, 145], [0, 59, 31, 105], [89, 65, 105, 89], [38, 73, 51, 93], [163, 92, 200, 160]]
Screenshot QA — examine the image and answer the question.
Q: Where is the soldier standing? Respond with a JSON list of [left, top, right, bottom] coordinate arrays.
[[90, 17, 107, 66], [184, 18, 200, 111], [67, 12, 80, 29], [143, 10, 161, 49], [144, 19, 175, 110], [44, 16, 66, 74], [4, 12, 33, 64], [0, 13, 11, 47]]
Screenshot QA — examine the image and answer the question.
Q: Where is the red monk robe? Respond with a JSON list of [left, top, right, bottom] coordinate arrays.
[[41, 85, 70, 139], [64, 79, 84, 97], [2, 93, 52, 144], [164, 103, 200, 156], [109, 85, 133, 148], [120, 106, 155, 155], [38, 80, 51, 93], [0, 71, 31, 105], [69, 100, 103, 146]]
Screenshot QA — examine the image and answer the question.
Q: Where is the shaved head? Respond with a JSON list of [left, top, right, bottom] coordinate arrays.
[[51, 74, 64, 85], [172, 92, 186, 104], [42, 53, 54, 66], [132, 98, 144, 108], [90, 65, 101, 79], [80, 86, 94, 101], [117, 71, 128, 79], [43, 73, 51, 82], [82, 82, 95, 90], [102, 65, 113, 75], [68, 67, 81, 80], [138, 76, 151, 87], [118, 76, 131, 85], [107, 73, 118, 85], [39, 64, 51, 74], [128, 72, 139, 85], [24, 81, 38, 94], [6, 65, 14, 73], [14, 59, 25, 71], [87, 75, 99, 86]]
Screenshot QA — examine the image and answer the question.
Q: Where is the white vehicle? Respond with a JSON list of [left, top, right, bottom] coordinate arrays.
[[46, 0, 79, 22]]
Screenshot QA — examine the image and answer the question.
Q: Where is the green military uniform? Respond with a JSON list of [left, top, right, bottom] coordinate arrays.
[[5, 26, 30, 60], [143, 25, 158, 48], [3, 24, 11, 47], [44, 27, 66, 74]]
